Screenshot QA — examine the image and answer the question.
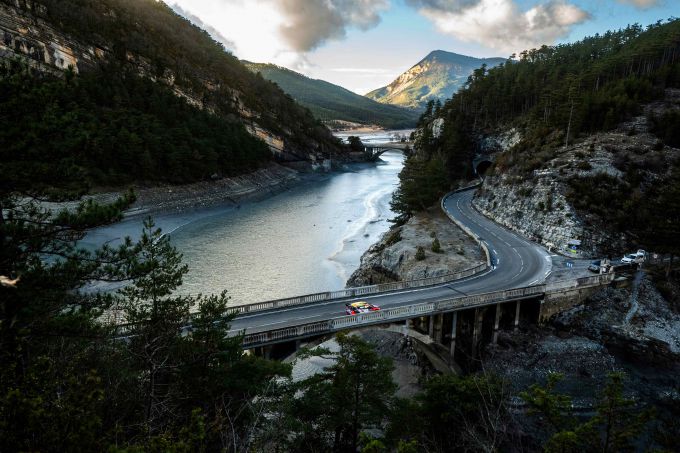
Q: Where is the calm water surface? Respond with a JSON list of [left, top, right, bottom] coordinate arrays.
[[84, 130, 407, 305], [172, 149, 404, 303]]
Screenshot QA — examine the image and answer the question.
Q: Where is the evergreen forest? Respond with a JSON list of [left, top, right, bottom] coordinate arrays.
[[392, 19, 680, 255]]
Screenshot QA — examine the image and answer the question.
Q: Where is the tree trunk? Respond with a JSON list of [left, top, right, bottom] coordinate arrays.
[[565, 100, 575, 148]]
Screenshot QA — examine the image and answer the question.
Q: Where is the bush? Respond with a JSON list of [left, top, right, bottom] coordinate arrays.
[[431, 238, 442, 253], [415, 246, 426, 261], [385, 230, 402, 246], [577, 161, 593, 171]]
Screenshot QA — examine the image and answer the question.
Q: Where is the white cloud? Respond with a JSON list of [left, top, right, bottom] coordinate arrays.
[[167, 0, 390, 73], [274, 0, 390, 52], [412, 0, 591, 55], [331, 68, 395, 73], [616, 0, 661, 9]]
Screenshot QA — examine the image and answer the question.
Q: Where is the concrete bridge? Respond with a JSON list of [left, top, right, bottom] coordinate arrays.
[[224, 185, 616, 361], [363, 142, 412, 160]]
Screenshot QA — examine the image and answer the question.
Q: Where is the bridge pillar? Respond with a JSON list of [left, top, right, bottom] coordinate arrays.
[[514, 300, 521, 332], [493, 303, 502, 344], [472, 308, 484, 353], [428, 316, 435, 338], [407, 318, 416, 329], [434, 314, 443, 344], [450, 311, 458, 358]]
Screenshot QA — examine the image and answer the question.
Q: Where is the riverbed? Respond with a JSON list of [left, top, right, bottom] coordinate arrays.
[[83, 137, 406, 305]]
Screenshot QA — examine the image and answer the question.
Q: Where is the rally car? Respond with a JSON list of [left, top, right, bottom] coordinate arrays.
[[345, 301, 380, 315]]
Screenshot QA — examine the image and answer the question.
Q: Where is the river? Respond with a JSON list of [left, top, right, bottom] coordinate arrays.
[[83, 130, 409, 305]]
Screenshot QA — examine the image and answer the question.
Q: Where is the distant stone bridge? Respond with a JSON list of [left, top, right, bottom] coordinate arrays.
[[364, 141, 412, 160]]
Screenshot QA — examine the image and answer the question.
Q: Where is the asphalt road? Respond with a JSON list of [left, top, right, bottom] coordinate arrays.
[[228, 188, 553, 335]]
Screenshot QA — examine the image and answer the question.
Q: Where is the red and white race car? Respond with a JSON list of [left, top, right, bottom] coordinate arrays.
[[345, 301, 380, 315]]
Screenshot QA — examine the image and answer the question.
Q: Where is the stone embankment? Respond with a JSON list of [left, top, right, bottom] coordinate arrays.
[[38, 164, 305, 218], [347, 208, 485, 287]]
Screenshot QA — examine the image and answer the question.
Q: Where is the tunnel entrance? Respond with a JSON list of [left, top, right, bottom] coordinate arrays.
[[475, 160, 493, 176]]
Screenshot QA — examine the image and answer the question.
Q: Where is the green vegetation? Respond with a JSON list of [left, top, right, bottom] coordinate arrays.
[[431, 237, 442, 253], [0, 62, 271, 187], [522, 372, 654, 452], [384, 20, 680, 281], [0, 198, 290, 450], [348, 135, 366, 152], [391, 152, 449, 220], [1, 0, 344, 190], [650, 109, 680, 148], [420, 20, 679, 180], [258, 333, 397, 452], [366, 50, 505, 109], [415, 246, 426, 261], [245, 62, 420, 129]]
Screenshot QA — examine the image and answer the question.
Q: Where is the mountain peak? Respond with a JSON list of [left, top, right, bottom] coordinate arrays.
[[366, 50, 504, 109]]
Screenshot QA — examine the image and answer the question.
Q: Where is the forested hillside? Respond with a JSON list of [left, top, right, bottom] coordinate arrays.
[[395, 19, 680, 234], [0, 0, 344, 189], [245, 62, 420, 129]]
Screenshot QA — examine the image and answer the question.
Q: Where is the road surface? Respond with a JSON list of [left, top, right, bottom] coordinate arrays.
[[228, 188, 553, 335]]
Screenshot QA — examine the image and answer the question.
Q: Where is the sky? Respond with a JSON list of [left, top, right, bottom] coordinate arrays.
[[166, 0, 677, 94]]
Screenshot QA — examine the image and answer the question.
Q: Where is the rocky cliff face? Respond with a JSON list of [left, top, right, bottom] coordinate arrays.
[[0, 1, 97, 74], [0, 0, 333, 162], [474, 93, 680, 258]]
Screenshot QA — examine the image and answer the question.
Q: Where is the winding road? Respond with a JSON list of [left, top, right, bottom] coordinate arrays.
[[228, 187, 553, 336]]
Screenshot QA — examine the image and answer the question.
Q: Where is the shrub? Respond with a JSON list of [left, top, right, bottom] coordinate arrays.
[[431, 238, 442, 253], [415, 246, 426, 261], [518, 187, 533, 197], [577, 161, 592, 171], [385, 230, 402, 246]]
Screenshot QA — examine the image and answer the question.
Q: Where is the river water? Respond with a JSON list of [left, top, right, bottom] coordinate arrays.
[[83, 130, 408, 305]]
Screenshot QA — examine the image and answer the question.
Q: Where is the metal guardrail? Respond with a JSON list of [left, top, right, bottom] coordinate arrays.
[[228, 262, 488, 315], [441, 186, 491, 267], [239, 273, 615, 348]]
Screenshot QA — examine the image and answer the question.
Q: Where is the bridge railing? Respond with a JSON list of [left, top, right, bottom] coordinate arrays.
[[228, 262, 489, 316], [238, 274, 617, 348], [238, 284, 547, 348]]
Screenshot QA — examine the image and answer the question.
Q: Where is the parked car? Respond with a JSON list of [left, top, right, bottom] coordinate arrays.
[[588, 260, 601, 273], [345, 301, 380, 315], [621, 253, 641, 264], [634, 249, 647, 260]]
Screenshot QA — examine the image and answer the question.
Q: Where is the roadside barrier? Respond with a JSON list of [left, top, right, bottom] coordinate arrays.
[[239, 273, 615, 348]]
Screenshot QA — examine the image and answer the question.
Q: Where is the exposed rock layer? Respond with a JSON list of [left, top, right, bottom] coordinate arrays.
[[347, 208, 485, 287]]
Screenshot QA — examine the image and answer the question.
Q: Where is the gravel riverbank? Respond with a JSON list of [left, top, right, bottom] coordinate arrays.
[[40, 163, 308, 219]]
